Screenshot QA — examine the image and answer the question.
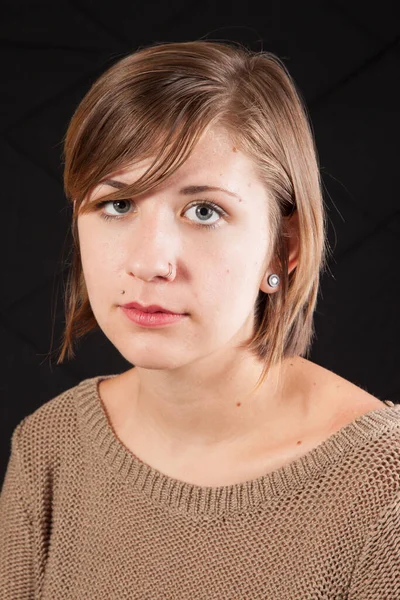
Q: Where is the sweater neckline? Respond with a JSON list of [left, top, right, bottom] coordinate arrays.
[[76, 374, 400, 515]]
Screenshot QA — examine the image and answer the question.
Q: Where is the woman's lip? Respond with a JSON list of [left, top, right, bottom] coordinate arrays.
[[120, 302, 183, 314], [120, 306, 188, 328]]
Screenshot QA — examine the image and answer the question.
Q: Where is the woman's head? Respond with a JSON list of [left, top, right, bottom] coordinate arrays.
[[58, 40, 329, 388]]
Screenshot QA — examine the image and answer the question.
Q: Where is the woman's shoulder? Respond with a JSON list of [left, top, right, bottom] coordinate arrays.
[[10, 376, 103, 467], [298, 358, 391, 427], [5, 378, 101, 522], [15, 380, 81, 435]]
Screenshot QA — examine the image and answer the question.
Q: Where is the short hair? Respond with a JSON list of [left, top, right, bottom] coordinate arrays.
[[57, 40, 330, 389]]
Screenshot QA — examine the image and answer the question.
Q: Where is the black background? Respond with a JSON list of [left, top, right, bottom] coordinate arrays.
[[1, 1, 399, 486]]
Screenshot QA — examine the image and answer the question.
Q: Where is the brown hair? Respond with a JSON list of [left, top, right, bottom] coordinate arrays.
[[57, 40, 330, 389]]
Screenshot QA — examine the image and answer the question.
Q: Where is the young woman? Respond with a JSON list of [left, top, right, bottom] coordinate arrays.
[[1, 40, 399, 599]]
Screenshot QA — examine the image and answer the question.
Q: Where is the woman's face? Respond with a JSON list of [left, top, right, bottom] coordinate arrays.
[[77, 126, 276, 370]]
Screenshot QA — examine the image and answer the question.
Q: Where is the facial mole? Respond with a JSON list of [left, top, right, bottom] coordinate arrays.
[[236, 402, 241, 407], [232, 146, 237, 152], [296, 440, 302, 445]]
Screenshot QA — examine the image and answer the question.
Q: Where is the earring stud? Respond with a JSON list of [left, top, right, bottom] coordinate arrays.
[[268, 273, 280, 288]]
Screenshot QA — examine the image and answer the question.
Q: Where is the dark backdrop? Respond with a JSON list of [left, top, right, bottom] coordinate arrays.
[[1, 1, 399, 486]]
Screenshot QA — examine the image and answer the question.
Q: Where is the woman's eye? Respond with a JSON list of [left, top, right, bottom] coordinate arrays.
[[96, 199, 226, 227], [102, 200, 132, 216], [184, 202, 223, 226]]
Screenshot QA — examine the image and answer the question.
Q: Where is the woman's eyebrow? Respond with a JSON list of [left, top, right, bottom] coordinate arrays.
[[100, 179, 127, 189], [179, 185, 242, 201], [100, 179, 242, 201]]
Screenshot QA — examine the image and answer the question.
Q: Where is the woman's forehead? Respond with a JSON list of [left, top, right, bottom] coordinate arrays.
[[104, 130, 254, 185]]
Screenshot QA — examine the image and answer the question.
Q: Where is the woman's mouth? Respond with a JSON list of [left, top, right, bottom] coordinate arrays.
[[120, 305, 188, 328]]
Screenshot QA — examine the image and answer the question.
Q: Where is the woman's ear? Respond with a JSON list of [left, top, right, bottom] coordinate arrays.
[[260, 209, 300, 294]]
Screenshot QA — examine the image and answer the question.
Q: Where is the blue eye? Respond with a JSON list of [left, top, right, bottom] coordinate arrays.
[[101, 200, 131, 217], [94, 199, 227, 230], [184, 202, 224, 227]]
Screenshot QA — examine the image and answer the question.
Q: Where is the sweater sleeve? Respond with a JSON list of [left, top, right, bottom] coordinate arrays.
[[348, 491, 400, 599], [0, 421, 35, 600]]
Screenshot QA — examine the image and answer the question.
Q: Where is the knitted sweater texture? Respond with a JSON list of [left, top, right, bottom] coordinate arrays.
[[1, 374, 400, 599]]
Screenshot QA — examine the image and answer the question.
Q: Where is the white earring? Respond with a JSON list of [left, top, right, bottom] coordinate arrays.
[[267, 274, 280, 288]]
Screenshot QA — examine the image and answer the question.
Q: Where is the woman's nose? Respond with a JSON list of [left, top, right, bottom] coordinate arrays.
[[125, 206, 179, 282]]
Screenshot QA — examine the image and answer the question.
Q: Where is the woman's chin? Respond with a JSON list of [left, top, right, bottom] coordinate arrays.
[[117, 350, 186, 372]]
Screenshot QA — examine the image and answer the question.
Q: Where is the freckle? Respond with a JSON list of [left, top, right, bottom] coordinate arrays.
[[296, 440, 302, 445], [232, 146, 237, 152], [226, 269, 230, 274], [313, 382, 316, 386], [236, 402, 241, 407]]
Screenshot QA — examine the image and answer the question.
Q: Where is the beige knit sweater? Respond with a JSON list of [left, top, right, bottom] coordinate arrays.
[[1, 374, 400, 599]]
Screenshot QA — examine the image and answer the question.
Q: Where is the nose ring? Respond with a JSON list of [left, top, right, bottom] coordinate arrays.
[[165, 263, 173, 279], [120, 263, 174, 294]]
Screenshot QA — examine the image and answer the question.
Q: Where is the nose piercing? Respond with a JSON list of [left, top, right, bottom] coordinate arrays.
[[165, 262, 173, 279], [120, 262, 174, 294]]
